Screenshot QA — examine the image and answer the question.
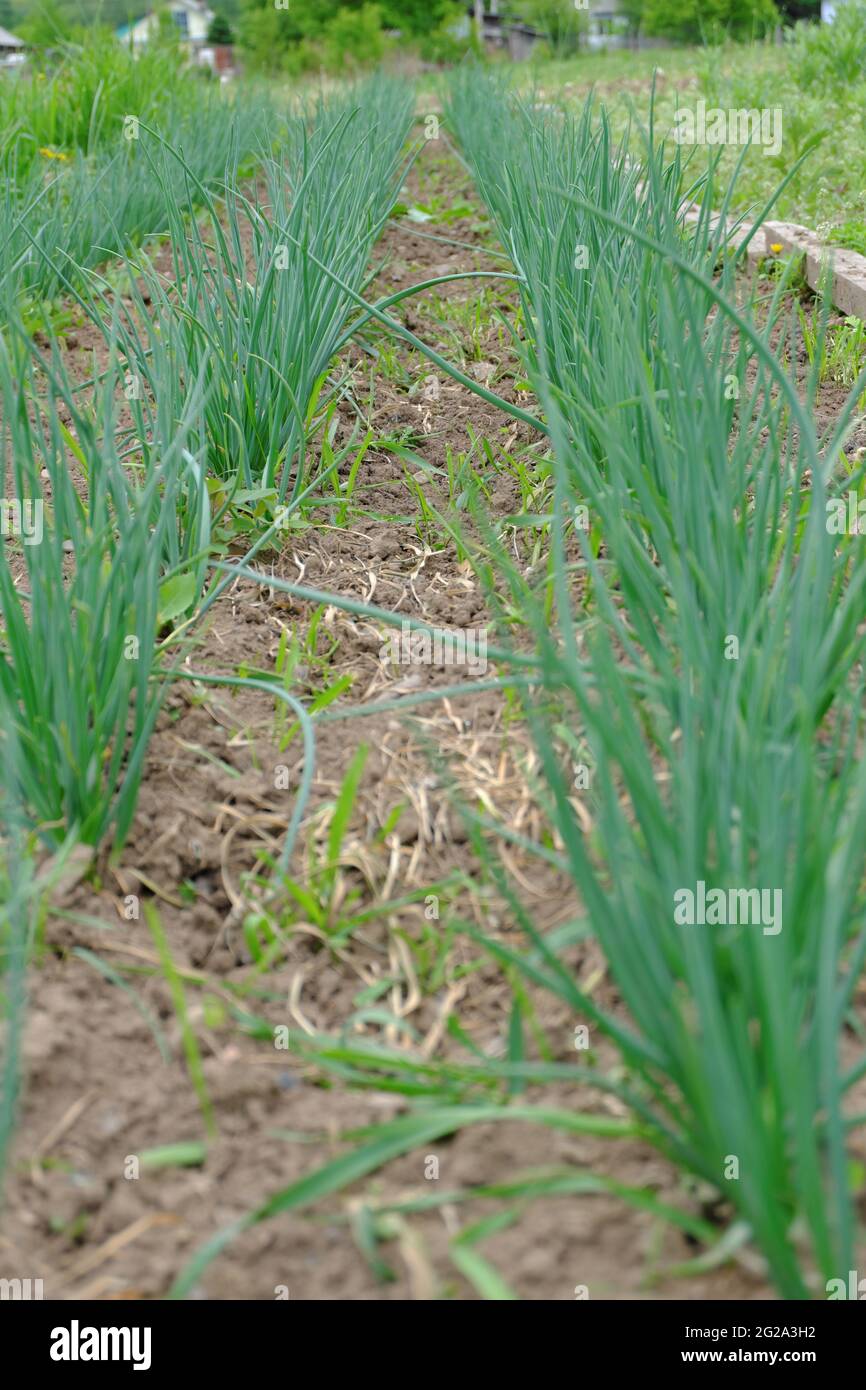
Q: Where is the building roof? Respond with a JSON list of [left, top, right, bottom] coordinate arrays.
[[116, 1, 214, 38], [0, 26, 25, 48]]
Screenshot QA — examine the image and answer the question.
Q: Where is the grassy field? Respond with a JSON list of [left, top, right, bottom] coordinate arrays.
[[2, 32, 866, 1308], [456, 38, 866, 249]]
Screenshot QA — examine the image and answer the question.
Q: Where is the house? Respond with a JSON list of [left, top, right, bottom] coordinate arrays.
[[0, 25, 27, 68], [117, 0, 215, 55], [463, 2, 632, 58], [819, 0, 852, 17], [198, 42, 235, 77], [506, 22, 540, 62], [462, 1, 516, 48], [585, 3, 632, 49]]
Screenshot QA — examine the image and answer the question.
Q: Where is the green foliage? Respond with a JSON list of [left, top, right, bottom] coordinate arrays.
[[0, 817, 42, 1203], [188, 72, 866, 1302], [15, 0, 84, 43], [0, 325, 208, 849], [442, 69, 866, 1297], [182, 65, 863, 1305], [323, 3, 386, 72], [378, 0, 460, 32], [638, 0, 778, 42], [0, 40, 271, 306], [73, 80, 413, 501], [418, 15, 480, 65], [1, 28, 187, 169], [237, 0, 463, 73], [235, 1, 285, 72], [206, 10, 233, 43], [14, 0, 153, 40], [786, 1, 866, 85]]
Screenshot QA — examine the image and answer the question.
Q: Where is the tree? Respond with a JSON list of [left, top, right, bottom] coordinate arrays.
[[324, 1, 384, 68], [0, 0, 15, 31], [237, 0, 463, 72], [640, 0, 778, 42], [377, 0, 461, 32], [617, 0, 645, 34], [207, 11, 233, 43]]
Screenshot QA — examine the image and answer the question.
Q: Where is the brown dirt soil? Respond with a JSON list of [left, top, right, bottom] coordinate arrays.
[[3, 142, 865, 1302]]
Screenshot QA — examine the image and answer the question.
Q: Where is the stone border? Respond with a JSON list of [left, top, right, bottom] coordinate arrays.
[[681, 203, 866, 319]]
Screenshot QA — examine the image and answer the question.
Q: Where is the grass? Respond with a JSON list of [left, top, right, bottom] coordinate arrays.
[[145, 903, 216, 1139], [798, 305, 866, 397], [0, 32, 208, 177], [0, 38, 273, 311]]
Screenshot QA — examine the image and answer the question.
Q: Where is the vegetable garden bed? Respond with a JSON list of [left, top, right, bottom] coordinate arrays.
[[3, 55, 866, 1304]]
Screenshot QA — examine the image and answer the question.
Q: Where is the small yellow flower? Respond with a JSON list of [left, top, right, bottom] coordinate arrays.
[[39, 147, 70, 162], [770, 242, 783, 254]]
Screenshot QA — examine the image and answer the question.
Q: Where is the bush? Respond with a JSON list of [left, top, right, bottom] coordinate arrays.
[[418, 19, 482, 65], [16, 0, 84, 46], [0, 27, 192, 173], [786, 1, 866, 87], [323, 3, 386, 71], [239, 0, 391, 75], [639, 0, 779, 43], [207, 13, 235, 45], [379, 0, 461, 33], [281, 38, 324, 77], [238, 4, 285, 73]]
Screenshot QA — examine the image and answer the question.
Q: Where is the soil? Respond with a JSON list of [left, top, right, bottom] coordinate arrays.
[[2, 140, 864, 1302]]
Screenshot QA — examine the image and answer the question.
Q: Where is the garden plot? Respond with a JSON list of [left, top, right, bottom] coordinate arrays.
[[0, 143, 760, 1303], [3, 68, 866, 1302]]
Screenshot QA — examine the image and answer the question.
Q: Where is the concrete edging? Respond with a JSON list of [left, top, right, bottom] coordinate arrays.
[[681, 204, 866, 319]]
